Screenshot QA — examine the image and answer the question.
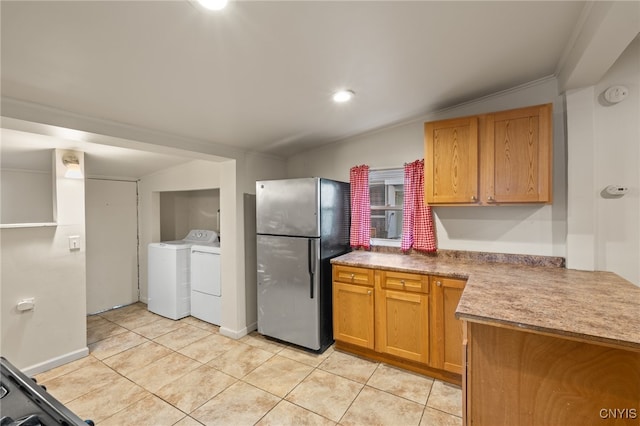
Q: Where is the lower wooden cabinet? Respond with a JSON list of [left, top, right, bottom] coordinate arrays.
[[333, 282, 375, 349], [332, 265, 375, 350], [376, 288, 429, 363], [430, 276, 466, 374], [332, 264, 466, 383]]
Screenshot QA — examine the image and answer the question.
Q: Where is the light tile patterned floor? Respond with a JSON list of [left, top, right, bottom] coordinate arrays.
[[36, 303, 463, 425]]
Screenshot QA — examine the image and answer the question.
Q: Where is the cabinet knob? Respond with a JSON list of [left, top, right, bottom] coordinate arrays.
[[350, 273, 355, 280], [487, 196, 495, 203], [470, 195, 477, 202], [436, 281, 442, 287], [400, 280, 405, 286], [367, 290, 372, 295]]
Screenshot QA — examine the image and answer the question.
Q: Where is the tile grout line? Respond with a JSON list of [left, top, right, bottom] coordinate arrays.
[[89, 311, 224, 423], [331, 358, 381, 424], [81, 307, 462, 425]]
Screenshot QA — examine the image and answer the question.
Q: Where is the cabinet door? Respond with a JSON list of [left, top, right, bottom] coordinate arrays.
[[425, 117, 479, 204], [482, 104, 552, 203], [430, 277, 466, 374], [333, 282, 375, 349], [376, 288, 429, 363]]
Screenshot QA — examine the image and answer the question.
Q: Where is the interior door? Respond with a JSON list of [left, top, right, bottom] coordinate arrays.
[[86, 179, 138, 314], [257, 234, 321, 349]]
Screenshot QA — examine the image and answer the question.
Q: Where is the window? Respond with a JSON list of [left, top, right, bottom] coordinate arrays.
[[369, 168, 404, 240]]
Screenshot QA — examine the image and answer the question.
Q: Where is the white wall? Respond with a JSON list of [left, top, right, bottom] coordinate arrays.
[[138, 159, 223, 304], [288, 77, 567, 257], [1, 169, 54, 224], [1, 149, 88, 374], [160, 189, 220, 241], [138, 154, 286, 339], [219, 152, 287, 338], [594, 36, 640, 285], [242, 151, 289, 193], [567, 36, 640, 285]]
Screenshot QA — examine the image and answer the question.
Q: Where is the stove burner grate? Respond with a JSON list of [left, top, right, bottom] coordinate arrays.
[[0, 357, 94, 426]]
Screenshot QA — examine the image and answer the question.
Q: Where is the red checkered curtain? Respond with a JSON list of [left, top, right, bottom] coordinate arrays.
[[401, 159, 437, 252], [350, 165, 371, 249]]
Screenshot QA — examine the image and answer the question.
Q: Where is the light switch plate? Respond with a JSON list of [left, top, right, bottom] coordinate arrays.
[[68, 235, 80, 250]]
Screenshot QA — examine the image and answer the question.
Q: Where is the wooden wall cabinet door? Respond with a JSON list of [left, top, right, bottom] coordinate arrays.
[[425, 117, 479, 204], [376, 271, 429, 364], [482, 104, 552, 204], [425, 103, 552, 206], [332, 265, 375, 349], [430, 276, 466, 374]]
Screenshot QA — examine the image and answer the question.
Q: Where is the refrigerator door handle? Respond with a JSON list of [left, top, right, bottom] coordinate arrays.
[[308, 239, 316, 299]]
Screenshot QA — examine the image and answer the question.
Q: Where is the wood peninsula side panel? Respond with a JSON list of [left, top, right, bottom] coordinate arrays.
[[465, 322, 640, 426]]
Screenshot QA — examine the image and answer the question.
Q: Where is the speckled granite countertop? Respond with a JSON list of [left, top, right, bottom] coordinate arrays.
[[331, 251, 640, 351]]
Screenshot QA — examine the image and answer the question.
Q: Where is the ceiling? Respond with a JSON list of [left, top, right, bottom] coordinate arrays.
[[0, 128, 195, 180], [1, 1, 588, 176]]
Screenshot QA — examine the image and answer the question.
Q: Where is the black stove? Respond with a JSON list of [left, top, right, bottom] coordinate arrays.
[[0, 357, 93, 426]]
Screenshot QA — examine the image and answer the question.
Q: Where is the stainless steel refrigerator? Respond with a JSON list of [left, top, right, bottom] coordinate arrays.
[[256, 177, 350, 352]]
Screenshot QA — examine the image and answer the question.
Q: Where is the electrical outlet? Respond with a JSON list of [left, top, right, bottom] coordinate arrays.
[[17, 298, 35, 312]]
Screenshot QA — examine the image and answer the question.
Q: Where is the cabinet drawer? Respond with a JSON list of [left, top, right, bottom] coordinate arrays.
[[380, 270, 429, 293], [333, 265, 374, 286]]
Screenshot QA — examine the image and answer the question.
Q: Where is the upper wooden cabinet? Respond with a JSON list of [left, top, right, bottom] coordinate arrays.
[[424, 103, 552, 205], [425, 117, 479, 204]]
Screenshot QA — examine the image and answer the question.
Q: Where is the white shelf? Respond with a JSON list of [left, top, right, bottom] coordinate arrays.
[[0, 222, 57, 229]]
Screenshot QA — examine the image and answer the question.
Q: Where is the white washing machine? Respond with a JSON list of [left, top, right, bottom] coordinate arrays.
[[148, 230, 218, 320], [190, 243, 221, 325]]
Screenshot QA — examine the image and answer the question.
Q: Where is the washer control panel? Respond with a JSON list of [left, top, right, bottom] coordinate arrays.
[[184, 229, 219, 244]]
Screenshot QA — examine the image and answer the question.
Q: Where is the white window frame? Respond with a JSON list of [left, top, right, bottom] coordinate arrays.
[[369, 168, 404, 247]]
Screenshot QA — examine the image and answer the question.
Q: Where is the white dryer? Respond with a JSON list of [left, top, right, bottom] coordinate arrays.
[[190, 243, 221, 325], [148, 230, 218, 320]]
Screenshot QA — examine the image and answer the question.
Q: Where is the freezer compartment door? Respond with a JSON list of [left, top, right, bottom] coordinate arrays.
[[256, 178, 320, 237], [257, 234, 321, 350]]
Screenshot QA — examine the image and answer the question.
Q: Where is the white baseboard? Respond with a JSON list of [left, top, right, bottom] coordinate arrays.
[[22, 347, 89, 377], [220, 323, 253, 340], [220, 321, 257, 340]]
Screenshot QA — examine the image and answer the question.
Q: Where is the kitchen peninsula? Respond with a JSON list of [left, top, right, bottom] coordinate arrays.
[[331, 250, 640, 426]]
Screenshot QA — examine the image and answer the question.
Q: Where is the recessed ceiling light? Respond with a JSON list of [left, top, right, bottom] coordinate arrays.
[[196, 0, 228, 11], [333, 90, 355, 103]]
